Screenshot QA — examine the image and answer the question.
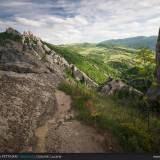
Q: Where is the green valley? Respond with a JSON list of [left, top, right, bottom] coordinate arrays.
[[47, 43, 155, 92]]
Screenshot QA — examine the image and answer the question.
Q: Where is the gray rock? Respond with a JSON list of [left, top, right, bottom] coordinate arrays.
[[43, 44, 51, 53], [100, 79, 143, 97], [0, 28, 65, 152], [0, 71, 58, 152]]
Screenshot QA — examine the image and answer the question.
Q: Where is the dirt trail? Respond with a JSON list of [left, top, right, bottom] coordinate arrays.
[[34, 90, 72, 152], [33, 90, 119, 153]]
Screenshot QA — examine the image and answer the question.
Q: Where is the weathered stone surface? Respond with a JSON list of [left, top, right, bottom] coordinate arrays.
[[43, 44, 51, 53], [99, 78, 143, 97], [22, 31, 46, 58], [0, 48, 56, 74], [0, 28, 65, 152], [0, 71, 58, 152]]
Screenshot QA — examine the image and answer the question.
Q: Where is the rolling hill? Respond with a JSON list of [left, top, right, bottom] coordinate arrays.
[[47, 43, 155, 92], [99, 36, 157, 50]]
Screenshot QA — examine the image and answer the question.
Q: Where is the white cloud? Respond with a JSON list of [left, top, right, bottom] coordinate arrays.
[[15, 17, 44, 27], [0, 0, 159, 44]]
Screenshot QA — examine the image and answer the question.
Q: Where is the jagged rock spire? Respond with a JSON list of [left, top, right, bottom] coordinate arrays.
[[156, 28, 160, 83]]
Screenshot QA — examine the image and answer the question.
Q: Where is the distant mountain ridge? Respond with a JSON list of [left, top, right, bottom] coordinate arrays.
[[99, 36, 157, 50]]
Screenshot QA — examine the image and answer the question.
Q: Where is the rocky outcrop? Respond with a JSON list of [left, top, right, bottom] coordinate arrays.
[[21, 30, 96, 87], [45, 51, 70, 68], [0, 27, 108, 152], [99, 78, 143, 97], [70, 64, 98, 87], [147, 28, 160, 105], [22, 31, 46, 59], [0, 28, 65, 152]]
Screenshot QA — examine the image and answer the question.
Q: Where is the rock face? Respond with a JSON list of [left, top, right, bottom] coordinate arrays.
[[0, 28, 65, 152], [99, 78, 143, 97], [46, 51, 70, 68]]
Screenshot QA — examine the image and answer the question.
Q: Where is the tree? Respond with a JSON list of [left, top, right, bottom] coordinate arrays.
[[135, 48, 155, 131], [156, 28, 160, 84], [135, 48, 155, 90]]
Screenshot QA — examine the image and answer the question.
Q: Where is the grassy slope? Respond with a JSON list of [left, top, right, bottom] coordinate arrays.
[[99, 36, 157, 50], [47, 43, 155, 91], [47, 43, 137, 83], [59, 81, 160, 152], [46, 42, 159, 152]]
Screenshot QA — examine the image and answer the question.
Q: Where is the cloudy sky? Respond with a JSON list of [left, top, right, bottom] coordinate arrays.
[[0, 0, 160, 44]]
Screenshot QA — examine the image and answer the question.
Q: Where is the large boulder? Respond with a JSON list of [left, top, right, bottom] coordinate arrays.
[[99, 78, 143, 97]]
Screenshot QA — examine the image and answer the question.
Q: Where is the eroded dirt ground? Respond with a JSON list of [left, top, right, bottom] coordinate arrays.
[[32, 90, 120, 153]]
